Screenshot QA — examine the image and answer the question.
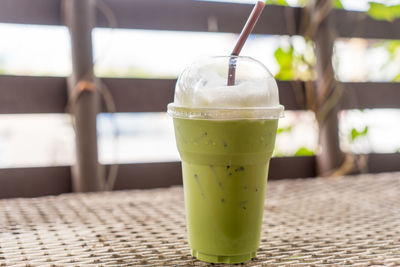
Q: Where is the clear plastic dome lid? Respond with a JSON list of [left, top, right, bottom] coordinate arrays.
[[168, 56, 284, 120]]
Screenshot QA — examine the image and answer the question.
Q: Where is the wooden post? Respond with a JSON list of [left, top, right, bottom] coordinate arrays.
[[64, 0, 104, 191], [314, 0, 344, 175]]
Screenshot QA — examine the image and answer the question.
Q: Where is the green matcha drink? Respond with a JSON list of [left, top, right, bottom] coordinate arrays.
[[174, 118, 277, 263], [168, 56, 284, 264]]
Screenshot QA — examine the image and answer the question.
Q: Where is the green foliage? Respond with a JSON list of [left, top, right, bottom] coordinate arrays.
[[265, 0, 342, 8], [367, 2, 400, 21], [265, 0, 288, 6], [386, 40, 400, 54], [274, 46, 294, 80], [273, 38, 316, 81], [294, 147, 315, 156], [385, 40, 400, 62], [332, 0, 344, 9], [374, 40, 400, 81], [277, 126, 293, 135], [350, 126, 369, 142]]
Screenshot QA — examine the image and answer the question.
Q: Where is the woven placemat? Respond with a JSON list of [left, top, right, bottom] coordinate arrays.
[[1, 172, 400, 266]]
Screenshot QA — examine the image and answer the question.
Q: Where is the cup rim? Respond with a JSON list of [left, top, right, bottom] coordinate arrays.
[[167, 103, 284, 120]]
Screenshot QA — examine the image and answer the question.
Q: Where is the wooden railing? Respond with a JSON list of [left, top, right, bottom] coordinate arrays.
[[0, 0, 399, 198]]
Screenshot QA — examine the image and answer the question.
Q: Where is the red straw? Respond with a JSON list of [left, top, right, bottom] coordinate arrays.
[[228, 1, 265, 86]]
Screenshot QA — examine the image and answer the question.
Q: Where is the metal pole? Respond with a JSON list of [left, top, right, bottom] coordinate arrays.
[[314, 0, 344, 175], [64, 0, 104, 191]]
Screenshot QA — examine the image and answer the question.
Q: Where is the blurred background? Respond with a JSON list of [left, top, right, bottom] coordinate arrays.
[[0, 0, 399, 197]]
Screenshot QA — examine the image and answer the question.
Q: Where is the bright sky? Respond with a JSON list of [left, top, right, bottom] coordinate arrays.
[[0, 23, 281, 78], [0, 24, 397, 82]]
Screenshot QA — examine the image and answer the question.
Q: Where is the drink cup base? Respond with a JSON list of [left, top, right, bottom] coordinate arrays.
[[191, 249, 256, 264]]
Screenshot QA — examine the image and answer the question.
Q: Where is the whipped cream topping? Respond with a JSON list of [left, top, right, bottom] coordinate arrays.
[[174, 57, 280, 109]]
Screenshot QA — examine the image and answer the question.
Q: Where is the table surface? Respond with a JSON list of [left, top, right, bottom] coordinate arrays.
[[0, 172, 399, 266]]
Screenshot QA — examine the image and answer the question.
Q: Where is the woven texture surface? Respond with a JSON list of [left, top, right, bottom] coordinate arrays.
[[1, 172, 400, 266]]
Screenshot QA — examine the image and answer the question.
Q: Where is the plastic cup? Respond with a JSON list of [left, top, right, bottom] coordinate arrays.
[[167, 56, 284, 264]]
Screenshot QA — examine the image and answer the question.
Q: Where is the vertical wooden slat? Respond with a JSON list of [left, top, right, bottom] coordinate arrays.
[[64, 0, 104, 191], [314, 0, 344, 175]]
